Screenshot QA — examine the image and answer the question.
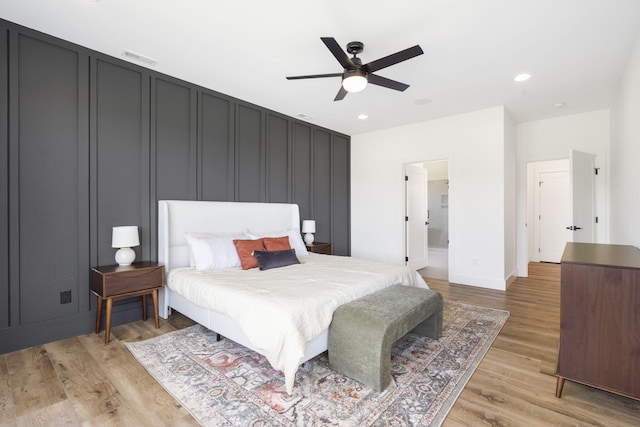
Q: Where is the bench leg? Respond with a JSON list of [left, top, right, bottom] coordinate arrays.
[[411, 293, 443, 339], [329, 324, 392, 392], [411, 309, 443, 339]]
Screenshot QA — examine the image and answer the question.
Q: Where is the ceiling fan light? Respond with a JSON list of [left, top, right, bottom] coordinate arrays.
[[342, 75, 368, 93]]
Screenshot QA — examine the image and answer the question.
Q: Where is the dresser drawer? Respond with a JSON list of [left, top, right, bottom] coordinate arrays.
[[91, 265, 163, 297]]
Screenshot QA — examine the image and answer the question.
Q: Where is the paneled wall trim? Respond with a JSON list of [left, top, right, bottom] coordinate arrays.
[[0, 19, 350, 354]]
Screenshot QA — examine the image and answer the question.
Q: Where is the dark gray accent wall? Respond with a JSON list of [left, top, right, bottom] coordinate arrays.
[[0, 18, 350, 354], [153, 77, 197, 202], [199, 92, 234, 201], [235, 104, 264, 202], [0, 28, 9, 330], [95, 59, 150, 266], [13, 34, 88, 325], [293, 123, 312, 221], [314, 130, 332, 243], [266, 113, 290, 203], [332, 135, 351, 255]]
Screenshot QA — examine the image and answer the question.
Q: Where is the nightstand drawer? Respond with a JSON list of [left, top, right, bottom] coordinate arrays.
[[91, 265, 163, 297], [306, 242, 333, 255]]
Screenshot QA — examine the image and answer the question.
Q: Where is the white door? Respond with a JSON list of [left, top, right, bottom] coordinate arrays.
[[539, 171, 572, 262], [569, 149, 595, 243], [406, 165, 428, 270]]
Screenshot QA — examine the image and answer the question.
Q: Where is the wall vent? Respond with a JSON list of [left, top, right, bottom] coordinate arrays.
[[122, 50, 159, 66], [295, 113, 314, 121]]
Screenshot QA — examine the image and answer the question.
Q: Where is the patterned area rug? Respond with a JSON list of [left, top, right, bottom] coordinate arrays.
[[127, 302, 509, 426]]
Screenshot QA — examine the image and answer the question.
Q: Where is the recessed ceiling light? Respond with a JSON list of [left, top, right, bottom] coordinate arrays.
[[553, 102, 565, 108], [358, 114, 368, 120], [514, 73, 531, 82], [414, 98, 432, 106]]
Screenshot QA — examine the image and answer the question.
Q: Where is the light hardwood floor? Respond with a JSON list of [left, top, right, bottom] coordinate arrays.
[[1, 262, 638, 426]]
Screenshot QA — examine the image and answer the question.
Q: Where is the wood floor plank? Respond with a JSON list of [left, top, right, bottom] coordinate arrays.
[[44, 337, 123, 423], [77, 320, 199, 426], [0, 354, 17, 425], [107, 317, 179, 343], [13, 400, 80, 427], [5, 346, 67, 418]]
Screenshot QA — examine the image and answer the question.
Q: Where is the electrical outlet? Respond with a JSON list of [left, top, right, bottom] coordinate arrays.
[[60, 290, 72, 304]]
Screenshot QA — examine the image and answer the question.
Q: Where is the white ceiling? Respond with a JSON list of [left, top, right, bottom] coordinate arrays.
[[2, 0, 639, 136]]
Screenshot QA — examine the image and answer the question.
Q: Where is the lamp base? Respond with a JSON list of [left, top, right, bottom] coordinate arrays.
[[115, 247, 136, 266], [304, 233, 315, 245]]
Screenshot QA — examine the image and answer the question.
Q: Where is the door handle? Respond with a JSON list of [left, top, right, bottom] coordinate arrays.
[[566, 226, 583, 231]]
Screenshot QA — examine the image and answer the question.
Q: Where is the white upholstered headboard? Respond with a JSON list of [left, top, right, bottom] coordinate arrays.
[[158, 200, 301, 271]]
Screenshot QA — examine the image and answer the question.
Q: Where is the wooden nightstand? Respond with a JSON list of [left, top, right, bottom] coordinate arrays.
[[91, 261, 164, 344], [306, 242, 333, 255]]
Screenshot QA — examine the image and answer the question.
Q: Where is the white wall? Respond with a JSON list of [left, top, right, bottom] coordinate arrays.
[[610, 33, 640, 248], [351, 106, 511, 290], [504, 112, 517, 282], [515, 110, 610, 276]]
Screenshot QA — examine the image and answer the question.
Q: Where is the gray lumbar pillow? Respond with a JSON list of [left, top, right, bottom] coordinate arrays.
[[254, 249, 300, 270]]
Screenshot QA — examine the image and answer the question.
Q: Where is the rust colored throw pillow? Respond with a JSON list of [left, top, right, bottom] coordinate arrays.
[[233, 239, 265, 270], [263, 236, 291, 252]]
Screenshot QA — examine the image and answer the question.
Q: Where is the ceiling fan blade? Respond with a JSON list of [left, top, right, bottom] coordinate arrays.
[[286, 73, 343, 80], [334, 85, 348, 101], [368, 74, 410, 91], [365, 45, 424, 73], [321, 37, 355, 69]]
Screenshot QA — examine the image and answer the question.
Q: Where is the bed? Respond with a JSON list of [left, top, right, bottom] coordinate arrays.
[[157, 200, 428, 394]]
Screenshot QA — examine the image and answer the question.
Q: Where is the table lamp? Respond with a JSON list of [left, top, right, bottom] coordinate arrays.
[[112, 226, 140, 266], [302, 220, 316, 245]]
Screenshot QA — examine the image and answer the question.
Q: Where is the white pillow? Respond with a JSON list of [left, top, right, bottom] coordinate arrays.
[[244, 229, 309, 257], [184, 231, 245, 267], [185, 234, 244, 271]]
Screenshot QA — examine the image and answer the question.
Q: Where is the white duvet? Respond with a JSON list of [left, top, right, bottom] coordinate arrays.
[[167, 253, 428, 393]]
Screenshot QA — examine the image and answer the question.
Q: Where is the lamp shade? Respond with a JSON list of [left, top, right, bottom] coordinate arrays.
[[342, 69, 368, 93], [342, 75, 367, 92], [111, 226, 140, 248], [302, 220, 316, 233]]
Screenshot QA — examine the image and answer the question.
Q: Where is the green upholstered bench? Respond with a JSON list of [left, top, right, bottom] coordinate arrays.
[[328, 285, 443, 391]]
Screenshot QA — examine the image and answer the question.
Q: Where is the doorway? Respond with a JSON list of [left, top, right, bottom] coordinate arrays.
[[405, 160, 449, 280], [527, 150, 595, 264]]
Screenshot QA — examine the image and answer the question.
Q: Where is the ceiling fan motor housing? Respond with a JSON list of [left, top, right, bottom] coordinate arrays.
[[346, 41, 364, 55], [343, 68, 366, 79]]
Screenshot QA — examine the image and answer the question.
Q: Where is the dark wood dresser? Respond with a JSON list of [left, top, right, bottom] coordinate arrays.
[[555, 242, 640, 400]]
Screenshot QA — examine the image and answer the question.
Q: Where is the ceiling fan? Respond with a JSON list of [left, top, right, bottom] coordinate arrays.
[[286, 37, 424, 101]]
